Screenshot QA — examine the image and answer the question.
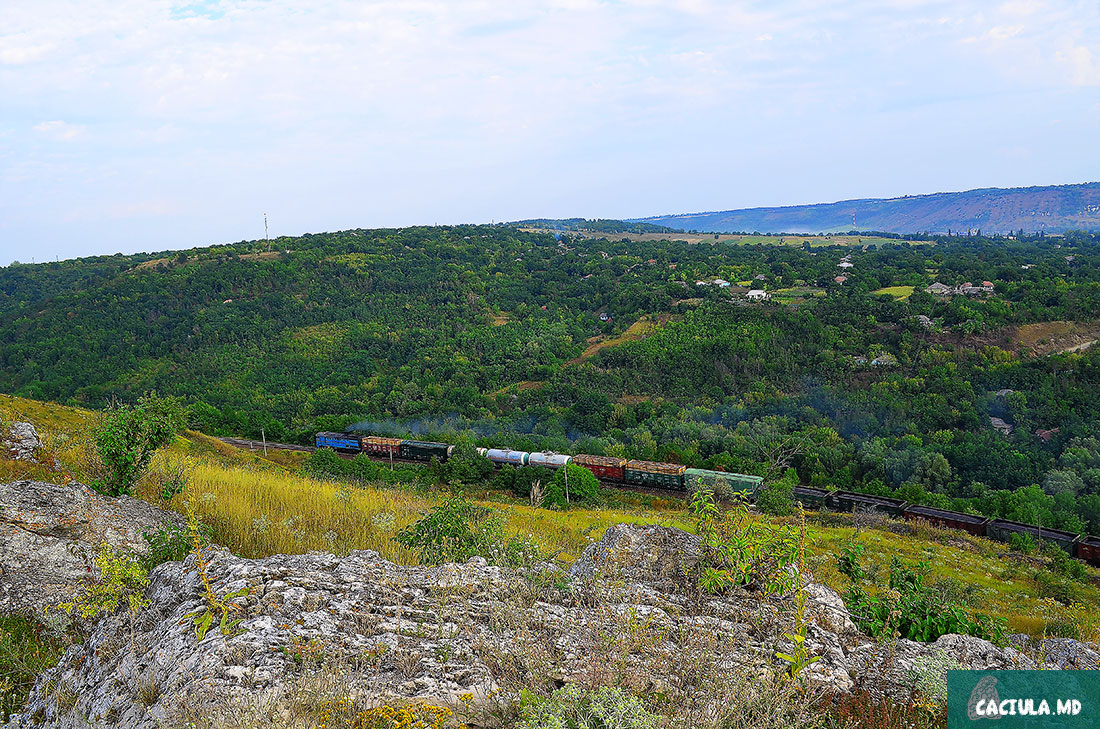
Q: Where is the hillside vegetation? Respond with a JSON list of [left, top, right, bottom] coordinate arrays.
[[4, 228, 1100, 534], [638, 182, 1100, 234]]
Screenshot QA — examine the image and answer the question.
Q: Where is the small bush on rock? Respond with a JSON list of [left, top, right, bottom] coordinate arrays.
[[691, 488, 799, 596], [517, 685, 658, 729], [55, 544, 150, 620], [141, 521, 194, 571], [395, 497, 542, 568]]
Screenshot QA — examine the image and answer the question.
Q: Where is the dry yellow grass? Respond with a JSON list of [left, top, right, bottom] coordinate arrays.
[[142, 446, 691, 565], [1013, 320, 1100, 356]]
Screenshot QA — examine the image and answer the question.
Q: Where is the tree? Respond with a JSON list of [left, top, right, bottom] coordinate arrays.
[[94, 393, 187, 496], [544, 463, 600, 508], [439, 441, 494, 485]]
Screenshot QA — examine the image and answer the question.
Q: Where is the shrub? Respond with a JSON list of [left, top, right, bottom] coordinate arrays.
[[517, 685, 658, 729], [491, 464, 553, 499], [1008, 532, 1038, 554], [55, 544, 150, 620], [836, 540, 866, 582], [141, 521, 195, 571], [840, 551, 1008, 645], [1031, 568, 1078, 605], [691, 488, 799, 596], [302, 449, 421, 485], [439, 442, 494, 485], [394, 497, 542, 568], [543, 464, 601, 508], [93, 393, 187, 497], [1044, 543, 1089, 581], [301, 447, 347, 480], [756, 469, 797, 516]]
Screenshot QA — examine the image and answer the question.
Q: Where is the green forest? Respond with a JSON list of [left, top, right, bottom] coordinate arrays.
[[4, 224, 1100, 532]]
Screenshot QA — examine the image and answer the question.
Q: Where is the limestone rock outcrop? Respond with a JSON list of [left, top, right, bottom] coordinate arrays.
[[4, 422, 42, 462], [0, 480, 185, 615], [4, 517, 1096, 728]]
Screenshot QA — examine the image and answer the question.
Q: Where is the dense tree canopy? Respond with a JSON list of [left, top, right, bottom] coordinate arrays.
[[4, 225, 1100, 529]]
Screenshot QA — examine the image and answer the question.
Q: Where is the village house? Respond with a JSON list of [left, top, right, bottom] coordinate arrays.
[[746, 289, 769, 301], [926, 282, 953, 295], [990, 417, 1014, 436], [1035, 428, 1061, 443], [834, 275, 848, 284], [838, 261, 854, 269], [925, 281, 994, 296]]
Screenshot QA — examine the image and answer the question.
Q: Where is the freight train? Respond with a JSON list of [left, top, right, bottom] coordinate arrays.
[[315, 432, 763, 495], [315, 432, 1100, 567]]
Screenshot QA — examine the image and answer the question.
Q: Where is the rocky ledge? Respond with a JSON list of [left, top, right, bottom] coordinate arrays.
[[0, 480, 185, 615], [9, 518, 1093, 729]]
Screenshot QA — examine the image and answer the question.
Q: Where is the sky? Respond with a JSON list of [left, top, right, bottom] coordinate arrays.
[[1, 0, 1099, 264]]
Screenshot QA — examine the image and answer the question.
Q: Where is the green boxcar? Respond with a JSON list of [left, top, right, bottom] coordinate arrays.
[[684, 468, 763, 497], [623, 460, 686, 489], [399, 440, 451, 461]]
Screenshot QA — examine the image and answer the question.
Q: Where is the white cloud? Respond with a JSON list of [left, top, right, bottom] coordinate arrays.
[[0, 41, 54, 65], [32, 120, 85, 141], [1057, 42, 1100, 86]]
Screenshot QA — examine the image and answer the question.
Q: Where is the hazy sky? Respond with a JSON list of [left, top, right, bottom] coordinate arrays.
[[2, 0, 1099, 264]]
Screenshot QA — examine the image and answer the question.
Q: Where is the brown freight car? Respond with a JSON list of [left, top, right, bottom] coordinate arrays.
[[903, 505, 989, 537], [572, 454, 627, 481], [1076, 535, 1100, 566], [360, 436, 403, 456]]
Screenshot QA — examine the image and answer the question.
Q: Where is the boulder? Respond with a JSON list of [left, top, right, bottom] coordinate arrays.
[[5, 422, 42, 462], [0, 480, 185, 615], [568, 522, 701, 586]]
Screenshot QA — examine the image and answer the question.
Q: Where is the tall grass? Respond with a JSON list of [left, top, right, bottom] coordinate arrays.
[[145, 453, 692, 565]]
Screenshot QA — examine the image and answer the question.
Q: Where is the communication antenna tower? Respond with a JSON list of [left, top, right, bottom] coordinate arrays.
[[264, 213, 269, 250], [852, 211, 856, 230]]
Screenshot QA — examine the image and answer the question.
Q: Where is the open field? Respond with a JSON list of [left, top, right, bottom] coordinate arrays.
[[519, 228, 931, 248], [566, 313, 673, 365], [871, 285, 916, 299], [771, 286, 827, 304]]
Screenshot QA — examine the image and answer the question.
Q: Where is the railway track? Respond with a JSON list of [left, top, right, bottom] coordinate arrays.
[[219, 437, 315, 453], [216, 436, 684, 498]]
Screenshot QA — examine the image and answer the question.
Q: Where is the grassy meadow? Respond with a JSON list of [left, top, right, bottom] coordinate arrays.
[[871, 285, 916, 299], [3, 394, 1100, 638]]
